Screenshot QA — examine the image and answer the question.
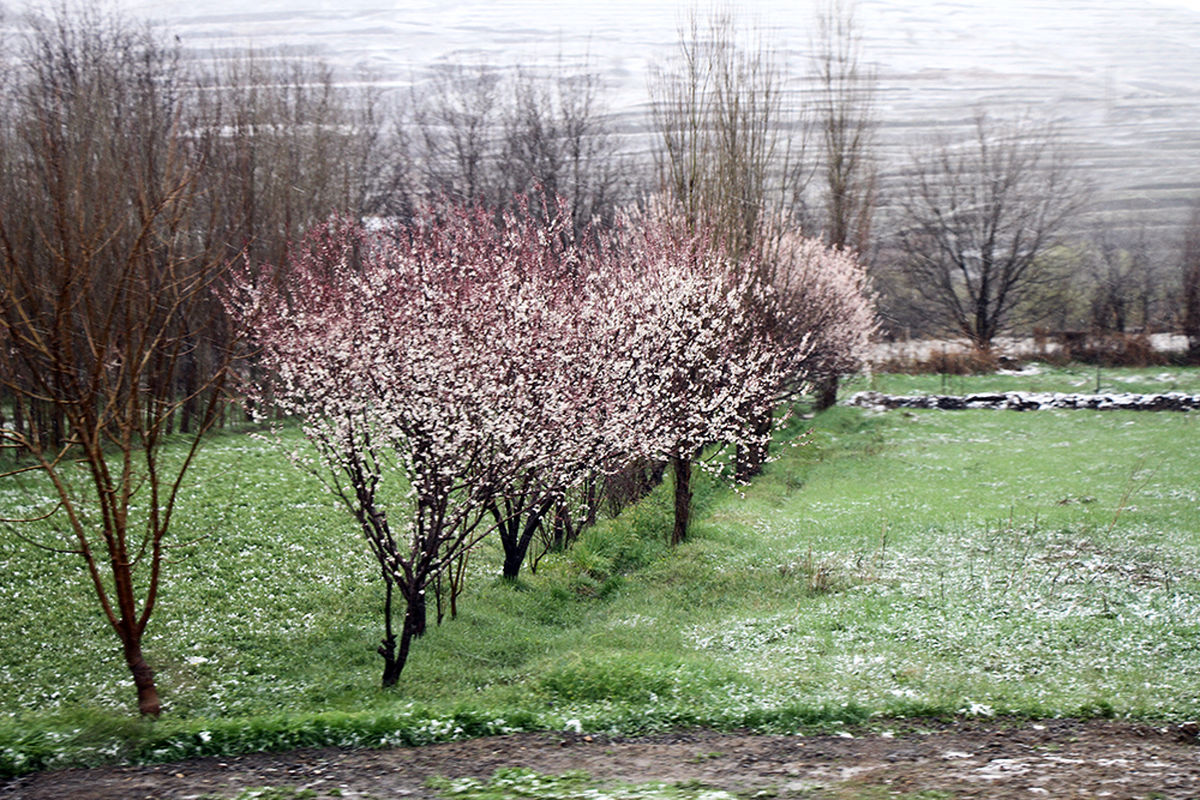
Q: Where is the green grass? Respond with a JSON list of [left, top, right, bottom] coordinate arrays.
[[1, 364, 1198, 775]]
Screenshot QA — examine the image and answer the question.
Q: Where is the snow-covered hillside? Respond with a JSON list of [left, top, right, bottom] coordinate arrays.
[[10, 0, 1200, 231]]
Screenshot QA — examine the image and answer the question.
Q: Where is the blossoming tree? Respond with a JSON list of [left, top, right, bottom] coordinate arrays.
[[732, 224, 877, 478], [597, 211, 792, 544], [229, 193, 876, 684], [229, 204, 635, 682]]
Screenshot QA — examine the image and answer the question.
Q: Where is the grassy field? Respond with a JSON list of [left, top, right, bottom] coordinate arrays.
[[1, 364, 1198, 774]]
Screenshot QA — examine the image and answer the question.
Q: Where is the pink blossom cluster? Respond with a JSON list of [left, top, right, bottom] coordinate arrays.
[[763, 223, 877, 396]]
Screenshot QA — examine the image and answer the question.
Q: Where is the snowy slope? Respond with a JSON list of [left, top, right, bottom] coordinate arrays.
[[11, 0, 1200, 228]]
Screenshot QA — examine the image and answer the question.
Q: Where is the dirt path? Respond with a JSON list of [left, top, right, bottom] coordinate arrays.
[[3, 719, 1198, 799]]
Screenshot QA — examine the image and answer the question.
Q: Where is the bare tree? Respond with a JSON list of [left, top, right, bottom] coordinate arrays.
[[408, 62, 504, 209], [394, 59, 627, 233], [809, 0, 877, 408], [813, 0, 876, 254], [502, 63, 627, 235], [200, 50, 383, 266], [1082, 220, 1168, 333], [649, 9, 801, 258], [894, 113, 1087, 350], [0, 5, 235, 716], [1183, 205, 1200, 361]]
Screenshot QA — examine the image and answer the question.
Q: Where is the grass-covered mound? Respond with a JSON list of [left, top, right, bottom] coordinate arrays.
[[2, 365, 1198, 775]]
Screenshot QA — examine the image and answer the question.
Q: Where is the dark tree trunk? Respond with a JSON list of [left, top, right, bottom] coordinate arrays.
[[120, 627, 160, 717], [394, 602, 418, 681], [497, 512, 523, 580], [671, 454, 692, 546], [380, 581, 425, 688], [378, 575, 400, 687], [500, 502, 550, 580], [583, 475, 599, 526], [178, 346, 198, 434], [410, 589, 426, 637], [501, 535, 525, 579], [11, 394, 24, 437], [814, 374, 840, 411], [735, 410, 775, 482]]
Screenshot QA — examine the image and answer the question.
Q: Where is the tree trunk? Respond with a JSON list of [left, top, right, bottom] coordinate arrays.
[[380, 582, 425, 688], [120, 630, 161, 717], [11, 394, 24, 437], [735, 410, 775, 482], [671, 454, 692, 546], [496, 510, 524, 580], [500, 502, 549, 580], [378, 575, 400, 687], [501, 538, 525, 580], [814, 374, 840, 411], [393, 594, 421, 683], [410, 589, 426, 638], [179, 346, 198, 435]]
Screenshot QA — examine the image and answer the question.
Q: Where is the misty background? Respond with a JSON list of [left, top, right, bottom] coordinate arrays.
[[8, 0, 1198, 231]]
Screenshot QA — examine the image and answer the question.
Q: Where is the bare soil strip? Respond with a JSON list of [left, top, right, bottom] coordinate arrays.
[[3, 719, 1199, 799]]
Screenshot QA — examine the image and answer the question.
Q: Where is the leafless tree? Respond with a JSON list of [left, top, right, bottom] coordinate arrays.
[[894, 112, 1088, 350], [808, 0, 877, 407], [200, 50, 383, 267], [1082, 220, 1168, 333], [501, 64, 627, 234], [394, 59, 628, 233], [0, 4, 236, 716], [1183, 205, 1200, 361], [406, 62, 504, 209], [813, 0, 877, 254], [649, 9, 802, 258]]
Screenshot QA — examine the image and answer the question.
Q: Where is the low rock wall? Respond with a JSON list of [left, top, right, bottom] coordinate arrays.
[[848, 390, 1200, 412]]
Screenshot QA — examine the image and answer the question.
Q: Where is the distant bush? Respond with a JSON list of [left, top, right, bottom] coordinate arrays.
[[1061, 332, 1168, 367], [877, 347, 1001, 375]]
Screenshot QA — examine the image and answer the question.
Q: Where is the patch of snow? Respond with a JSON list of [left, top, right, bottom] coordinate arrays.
[[973, 757, 1034, 780]]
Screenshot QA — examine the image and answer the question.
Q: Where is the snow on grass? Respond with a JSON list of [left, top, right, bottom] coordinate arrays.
[[0, 367, 1198, 772]]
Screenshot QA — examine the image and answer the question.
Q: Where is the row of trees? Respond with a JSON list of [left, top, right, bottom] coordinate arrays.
[[878, 112, 1200, 353], [11, 0, 1189, 361], [227, 200, 873, 686], [644, 4, 1199, 356]]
